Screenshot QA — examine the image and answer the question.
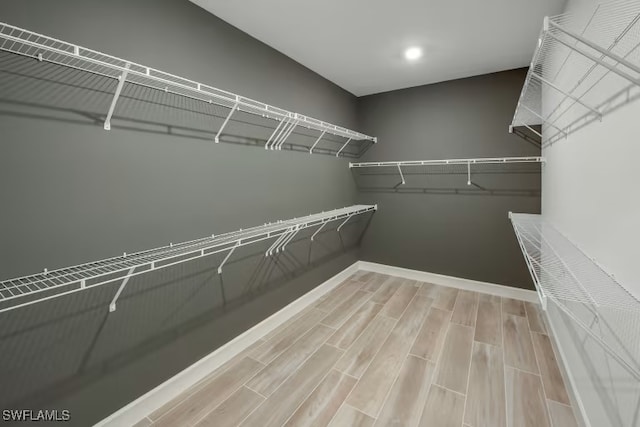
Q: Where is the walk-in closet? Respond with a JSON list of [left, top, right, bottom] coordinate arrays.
[[0, 0, 638, 426]]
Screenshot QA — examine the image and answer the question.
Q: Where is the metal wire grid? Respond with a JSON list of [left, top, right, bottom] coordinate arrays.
[[0, 22, 376, 145], [510, 213, 640, 378], [511, 0, 640, 144], [0, 205, 376, 313]]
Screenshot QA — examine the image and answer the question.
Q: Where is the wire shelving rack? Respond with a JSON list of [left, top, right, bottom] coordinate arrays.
[[510, 0, 640, 145], [0, 205, 376, 314], [509, 213, 640, 380], [350, 157, 544, 186], [0, 22, 376, 156]]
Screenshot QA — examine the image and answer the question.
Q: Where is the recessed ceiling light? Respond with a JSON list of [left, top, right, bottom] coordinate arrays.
[[404, 46, 422, 61]]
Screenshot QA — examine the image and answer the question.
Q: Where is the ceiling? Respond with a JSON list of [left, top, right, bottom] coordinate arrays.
[[190, 0, 566, 96]]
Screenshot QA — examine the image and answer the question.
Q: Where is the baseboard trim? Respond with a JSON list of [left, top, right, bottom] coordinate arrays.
[[357, 261, 538, 302], [94, 261, 360, 427], [96, 261, 538, 426], [542, 303, 591, 427]]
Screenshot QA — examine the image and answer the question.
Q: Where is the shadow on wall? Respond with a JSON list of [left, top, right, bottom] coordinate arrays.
[[0, 52, 373, 158], [552, 300, 640, 427], [511, 82, 640, 148], [0, 215, 372, 421], [512, 126, 542, 149], [352, 163, 542, 197]]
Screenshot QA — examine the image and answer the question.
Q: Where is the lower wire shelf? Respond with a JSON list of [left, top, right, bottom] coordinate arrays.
[[0, 204, 376, 314], [509, 212, 640, 379]]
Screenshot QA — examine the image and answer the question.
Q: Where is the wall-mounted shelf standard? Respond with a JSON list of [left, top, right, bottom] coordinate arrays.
[[350, 157, 544, 185], [0, 22, 376, 156], [509, 213, 640, 380], [0, 205, 376, 314], [510, 0, 640, 145]]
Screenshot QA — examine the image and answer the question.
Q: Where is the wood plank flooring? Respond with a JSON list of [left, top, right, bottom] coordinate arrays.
[[143, 272, 579, 427]]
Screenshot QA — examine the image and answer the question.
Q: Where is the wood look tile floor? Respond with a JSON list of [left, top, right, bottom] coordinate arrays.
[[141, 272, 579, 427]]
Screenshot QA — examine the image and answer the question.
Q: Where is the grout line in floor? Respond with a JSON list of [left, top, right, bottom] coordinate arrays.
[[528, 316, 554, 427], [243, 383, 269, 400], [336, 280, 417, 420], [461, 293, 481, 425], [501, 295, 509, 427]]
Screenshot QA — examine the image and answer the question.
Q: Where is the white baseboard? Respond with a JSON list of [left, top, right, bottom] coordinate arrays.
[[358, 261, 538, 302], [541, 303, 591, 427], [96, 261, 537, 426], [94, 261, 360, 427]]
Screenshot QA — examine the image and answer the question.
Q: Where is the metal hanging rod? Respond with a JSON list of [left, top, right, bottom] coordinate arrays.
[[0, 22, 376, 150], [0, 205, 376, 314], [509, 212, 640, 380], [349, 156, 545, 168], [510, 0, 640, 144]]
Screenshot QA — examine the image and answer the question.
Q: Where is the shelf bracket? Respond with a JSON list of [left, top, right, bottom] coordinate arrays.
[[267, 230, 290, 256], [520, 122, 543, 139], [104, 63, 130, 131], [274, 117, 296, 150], [309, 131, 326, 154], [311, 222, 327, 241], [268, 116, 292, 150], [397, 164, 406, 185], [337, 214, 354, 232], [531, 71, 601, 120], [109, 266, 135, 313], [218, 242, 239, 274], [336, 138, 352, 157], [265, 118, 286, 149], [518, 103, 568, 138], [280, 226, 300, 252], [215, 102, 238, 143], [276, 119, 298, 150]]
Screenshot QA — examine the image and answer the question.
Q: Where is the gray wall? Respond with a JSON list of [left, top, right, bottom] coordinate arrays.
[[0, 0, 368, 425], [355, 69, 541, 289]]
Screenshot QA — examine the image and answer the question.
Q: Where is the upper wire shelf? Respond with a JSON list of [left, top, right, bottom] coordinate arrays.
[[0, 205, 376, 314], [510, 0, 640, 145], [350, 156, 544, 186], [509, 213, 640, 379], [0, 22, 376, 156]]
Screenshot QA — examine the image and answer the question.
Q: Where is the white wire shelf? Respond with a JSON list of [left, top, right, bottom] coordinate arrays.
[[0, 22, 376, 156], [509, 213, 640, 379], [350, 157, 544, 186], [510, 0, 640, 145], [0, 205, 376, 314]]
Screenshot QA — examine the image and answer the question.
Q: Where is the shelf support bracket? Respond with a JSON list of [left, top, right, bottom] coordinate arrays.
[[276, 119, 298, 150], [267, 231, 290, 256], [520, 122, 543, 139], [268, 116, 291, 150], [109, 266, 135, 313], [336, 138, 352, 157], [311, 222, 327, 241], [215, 102, 238, 143], [218, 242, 239, 274], [309, 130, 326, 154], [518, 104, 568, 138], [397, 164, 406, 185], [531, 71, 601, 119], [337, 214, 354, 232], [280, 226, 300, 252], [265, 118, 286, 149], [104, 63, 130, 131]]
